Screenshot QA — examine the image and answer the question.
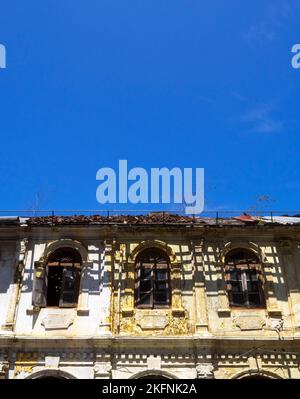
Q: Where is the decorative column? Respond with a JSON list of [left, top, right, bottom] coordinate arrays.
[[263, 257, 281, 316], [191, 240, 209, 333], [121, 257, 135, 317], [99, 239, 114, 333], [2, 239, 27, 330], [292, 243, 300, 332], [77, 261, 93, 316], [278, 240, 300, 331], [170, 261, 185, 316], [216, 241, 231, 317]]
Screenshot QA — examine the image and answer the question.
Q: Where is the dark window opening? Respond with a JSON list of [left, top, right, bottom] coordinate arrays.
[[47, 266, 63, 306], [46, 247, 82, 308], [225, 249, 265, 308], [135, 248, 171, 309]]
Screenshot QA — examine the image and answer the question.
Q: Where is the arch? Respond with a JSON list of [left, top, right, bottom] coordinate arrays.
[[129, 369, 178, 379], [231, 369, 283, 379], [224, 248, 260, 265], [219, 241, 266, 265], [41, 239, 88, 264], [129, 240, 178, 264], [48, 246, 82, 264], [136, 247, 170, 264], [25, 369, 77, 379]]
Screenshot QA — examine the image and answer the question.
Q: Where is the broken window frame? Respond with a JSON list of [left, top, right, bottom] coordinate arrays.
[[59, 266, 81, 308], [225, 250, 265, 309], [45, 248, 82, 308], [135, 249, 171, 309]]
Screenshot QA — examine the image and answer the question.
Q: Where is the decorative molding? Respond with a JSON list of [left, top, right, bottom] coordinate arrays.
[[41, 314, 74, 330], [269, 318, 284, 334], [45, 355, 60, 368], [135, 311, 168, 330], [218, 241, 264, 263], [94, 363, 112, 379], [42, 239, 89, 263], [147, 355, 161, 370], [0, 362, 8, 379], [128, 240, 178, 263], [196, 363, 214, 379], [233, 315, 266, 331]]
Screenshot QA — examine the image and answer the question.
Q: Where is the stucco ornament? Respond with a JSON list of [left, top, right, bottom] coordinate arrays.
[[0, 362, 8, 379], [135, 311, 168, 330], [233, 315, 266, 331], [94, 363, 112, 378], [41, 314, 74, 330], [271, 319, 284, 333], [196, 363, 214, 379]]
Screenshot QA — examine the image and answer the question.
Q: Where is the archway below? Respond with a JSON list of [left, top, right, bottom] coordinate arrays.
[[130, 369, 177, 379], [25, 369, 76, 380], [241, 375, 271, 379], [137, 375, 170, 380]]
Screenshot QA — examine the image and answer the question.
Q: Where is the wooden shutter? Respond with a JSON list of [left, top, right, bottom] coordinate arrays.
[[59, 267, 81, 308], [136, 262, 153, 308], [154, 262, 170, 307], [32, 262, 47, 307]]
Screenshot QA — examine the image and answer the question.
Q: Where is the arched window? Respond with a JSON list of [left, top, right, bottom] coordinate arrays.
[[135, 248, 171, 309], [46, 247, 82, 307], [225, 249, 265, 308]]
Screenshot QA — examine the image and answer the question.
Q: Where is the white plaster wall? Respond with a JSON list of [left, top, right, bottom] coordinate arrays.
[[14, 241, 110, 337], [14, 244, 43, 334], [0, 244, 16, 328]]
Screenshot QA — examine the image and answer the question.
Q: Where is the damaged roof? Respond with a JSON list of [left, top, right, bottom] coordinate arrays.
[[25, 212, 300, 226]]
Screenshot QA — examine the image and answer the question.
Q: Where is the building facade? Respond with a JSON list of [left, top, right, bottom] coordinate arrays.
[[0, 213, 300, 379]]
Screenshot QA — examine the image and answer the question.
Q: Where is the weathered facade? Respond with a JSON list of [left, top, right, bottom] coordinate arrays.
[[1, 213, 300, 379]]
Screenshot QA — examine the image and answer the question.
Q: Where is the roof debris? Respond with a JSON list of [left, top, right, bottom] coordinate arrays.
[[25, 213, 300, 226], [256, 216, 300, 225]]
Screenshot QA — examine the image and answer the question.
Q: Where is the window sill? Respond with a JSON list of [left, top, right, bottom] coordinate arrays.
[[27, 306, 79, 315]]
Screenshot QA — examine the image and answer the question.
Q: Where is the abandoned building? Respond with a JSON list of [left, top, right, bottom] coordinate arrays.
[[0, 212, 300, 379]]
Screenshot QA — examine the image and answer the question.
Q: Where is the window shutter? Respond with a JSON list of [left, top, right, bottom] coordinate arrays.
[[135, 261, 141, 306], [32, 262, 47, 307], [137, 262, 153, 308], [59, 267, 81, 308]]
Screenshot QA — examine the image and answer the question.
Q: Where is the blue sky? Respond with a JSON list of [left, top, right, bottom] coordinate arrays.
[[0, 1, 300, 214]]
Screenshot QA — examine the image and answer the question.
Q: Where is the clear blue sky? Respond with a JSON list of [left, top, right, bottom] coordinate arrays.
[[0, 1, 299, 213]]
